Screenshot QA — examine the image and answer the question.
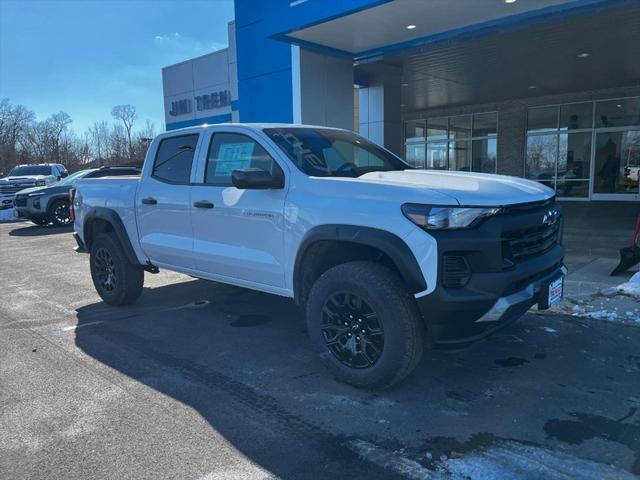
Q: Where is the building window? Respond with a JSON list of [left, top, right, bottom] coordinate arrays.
[[526, 97, 640, 199], [404, 112, 497, 173], [593, 98, 640, 196], [526, 102, 593, 198]]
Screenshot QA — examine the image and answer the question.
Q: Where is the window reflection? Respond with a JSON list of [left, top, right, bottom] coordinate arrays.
[[405, 112, 497, 173], [594, 131, 640, 194]]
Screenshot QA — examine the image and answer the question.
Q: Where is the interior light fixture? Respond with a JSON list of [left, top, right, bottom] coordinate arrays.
[[505, 0, 517, 3], [528, 85, 537, 89], [617, 104, 622, 108], [406, 24, 416, 30], [401, 83, 409, 87], [576, 52, 590, 58]]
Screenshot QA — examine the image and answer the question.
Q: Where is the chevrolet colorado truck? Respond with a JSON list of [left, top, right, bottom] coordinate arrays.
[[73, 124, 565, 389]]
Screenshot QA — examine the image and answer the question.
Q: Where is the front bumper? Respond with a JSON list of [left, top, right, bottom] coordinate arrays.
[[14, 194, 46, 219], [414, 200, 565, 346]]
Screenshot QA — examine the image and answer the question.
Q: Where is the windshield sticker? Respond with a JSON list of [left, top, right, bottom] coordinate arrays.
[[215, 142, 254, 176]]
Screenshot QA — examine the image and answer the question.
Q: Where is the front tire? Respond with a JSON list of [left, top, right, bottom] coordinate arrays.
[[48, 199, 72, 226], [90, 233, 144, 306], [306, 261, 425, 389]]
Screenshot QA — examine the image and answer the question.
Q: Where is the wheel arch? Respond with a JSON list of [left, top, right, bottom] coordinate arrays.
[[83, 208, 141, 267], [293, 225, 427, 305]]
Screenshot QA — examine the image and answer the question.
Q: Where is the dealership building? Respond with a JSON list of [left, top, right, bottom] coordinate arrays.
[[162, 0, 640, 203]]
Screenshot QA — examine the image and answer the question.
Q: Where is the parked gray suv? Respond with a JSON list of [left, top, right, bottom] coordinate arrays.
[[14, 166, 141, 226]]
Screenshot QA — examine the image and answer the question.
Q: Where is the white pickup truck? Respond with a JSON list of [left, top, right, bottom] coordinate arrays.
[[73, 124, 565, 388]]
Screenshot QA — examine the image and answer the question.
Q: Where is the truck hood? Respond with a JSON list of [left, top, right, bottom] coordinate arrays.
[[356, 170, 554, 206], [14, 185, 58, 195], [1, 175, 50, 183]]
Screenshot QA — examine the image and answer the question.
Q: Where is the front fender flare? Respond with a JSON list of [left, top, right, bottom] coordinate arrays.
[[293, 224, 427, 303]]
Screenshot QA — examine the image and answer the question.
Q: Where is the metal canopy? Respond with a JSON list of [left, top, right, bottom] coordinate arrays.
[[286, 0, 573, 56], [354, 3, 640, 111]]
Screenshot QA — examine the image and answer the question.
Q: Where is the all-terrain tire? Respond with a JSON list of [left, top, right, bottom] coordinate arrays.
[[48, 199, 72, 226], [90, 233, 144, 306], [306, 261, 425, 389]]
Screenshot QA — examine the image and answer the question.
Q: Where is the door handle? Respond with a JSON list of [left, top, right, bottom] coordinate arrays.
[[142, 197, 157, 205], [193, 200, 214, 209]]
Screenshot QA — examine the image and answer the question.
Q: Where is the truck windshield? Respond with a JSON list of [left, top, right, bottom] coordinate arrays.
[[264, 127, 410, 177], [58, 170, 91, 186], [8, 165, 52, 176]]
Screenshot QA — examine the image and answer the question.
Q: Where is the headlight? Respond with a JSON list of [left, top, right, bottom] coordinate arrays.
[[402, 204, 502, 230], [35, 180, 46, 186]]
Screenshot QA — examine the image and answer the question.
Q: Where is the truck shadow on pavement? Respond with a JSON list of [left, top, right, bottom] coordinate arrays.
[[8, 224, 73, 236], [73, 278, 640, 478]]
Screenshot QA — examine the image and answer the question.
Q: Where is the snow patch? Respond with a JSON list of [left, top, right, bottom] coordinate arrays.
[[0, 208, 18, 222], [612, 273, 640, 300], [347, 439, 636, 480]]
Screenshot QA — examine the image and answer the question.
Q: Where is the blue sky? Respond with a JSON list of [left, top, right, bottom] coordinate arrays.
[[0, 0, 234, 135]]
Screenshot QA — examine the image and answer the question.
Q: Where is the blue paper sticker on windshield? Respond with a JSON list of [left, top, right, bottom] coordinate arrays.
[[215, 142, 254, 176]]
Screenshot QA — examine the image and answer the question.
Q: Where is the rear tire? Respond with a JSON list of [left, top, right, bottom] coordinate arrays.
[[90, 233, 144, 306], [48, 199, 72, 226], [306, 261, 425, 389]]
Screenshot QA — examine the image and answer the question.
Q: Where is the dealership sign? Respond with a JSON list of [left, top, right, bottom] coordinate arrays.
[[169, 90, 231, 116]]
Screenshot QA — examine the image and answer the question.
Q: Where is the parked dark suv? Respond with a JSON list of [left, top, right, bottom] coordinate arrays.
[[14, 166, 141, 226]]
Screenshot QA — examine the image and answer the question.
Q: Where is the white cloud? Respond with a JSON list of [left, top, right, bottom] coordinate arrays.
[[152, 31, 226, 60]]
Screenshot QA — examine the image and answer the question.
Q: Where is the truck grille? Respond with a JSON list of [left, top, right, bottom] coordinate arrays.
[[503, 220, 561, 261], [0, 183, 35, 195]]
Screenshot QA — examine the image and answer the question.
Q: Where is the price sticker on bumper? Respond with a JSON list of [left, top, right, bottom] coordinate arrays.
[[548, 277, 563, 306]]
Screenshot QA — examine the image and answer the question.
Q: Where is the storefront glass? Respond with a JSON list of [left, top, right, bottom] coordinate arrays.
[[526, 97, 640, 199], [404, 112, 497, 172], [526, 103, 593, 199]]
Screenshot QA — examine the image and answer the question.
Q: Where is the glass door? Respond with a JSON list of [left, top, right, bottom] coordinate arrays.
[[591, 97, 640, 201], [593, 130, 640, 198]]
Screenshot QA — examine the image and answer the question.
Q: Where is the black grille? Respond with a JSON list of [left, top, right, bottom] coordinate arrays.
[[503, 220, 561, 261], [442, 255, 471, 288], [15, 195, 27, 207], [0, 183, 35, 195]]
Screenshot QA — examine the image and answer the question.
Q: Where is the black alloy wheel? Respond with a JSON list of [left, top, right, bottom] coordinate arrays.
[[93, 247, 117, 293], [50, 200, 72, 226], [321, 291, 384, 369]]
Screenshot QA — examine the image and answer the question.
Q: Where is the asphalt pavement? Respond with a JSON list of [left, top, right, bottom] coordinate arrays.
[[1, 221, 639, 479]]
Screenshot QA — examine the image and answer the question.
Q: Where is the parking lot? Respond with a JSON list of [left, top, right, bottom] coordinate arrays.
[[1, 221, 639, 479]]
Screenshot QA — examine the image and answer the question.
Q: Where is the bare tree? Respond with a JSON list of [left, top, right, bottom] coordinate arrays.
[[0, 98, 155, 173], [111, 105, 137, 162], [0, 99, 35, 173], [131, 119, 156, 166], [88, 120, 110, 165]]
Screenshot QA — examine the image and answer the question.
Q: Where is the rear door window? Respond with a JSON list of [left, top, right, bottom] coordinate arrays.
[[152, 134, 199, 184]]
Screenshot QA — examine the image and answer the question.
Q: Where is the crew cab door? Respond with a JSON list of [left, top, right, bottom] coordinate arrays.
[[190, 129, 287, 290], [136, 133, 200, 270]]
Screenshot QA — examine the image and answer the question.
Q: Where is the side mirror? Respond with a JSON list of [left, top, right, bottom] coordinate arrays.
[[0, 172, 4, 178], [61, 171, 68, 178], [232, 168, 284, 190]]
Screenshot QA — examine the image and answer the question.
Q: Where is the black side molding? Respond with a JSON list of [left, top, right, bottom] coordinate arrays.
[[83, 207, 143, 267], [294, 224, 427, 301]]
